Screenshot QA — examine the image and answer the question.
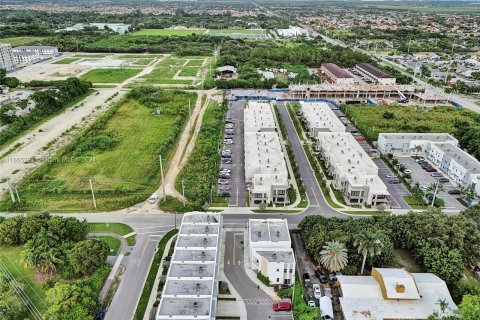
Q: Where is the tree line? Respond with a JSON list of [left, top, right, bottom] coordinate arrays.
[[0, 213, 110, 319]]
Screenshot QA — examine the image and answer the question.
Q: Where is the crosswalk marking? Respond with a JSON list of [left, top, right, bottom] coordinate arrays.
[[241, 299, 278, 305]]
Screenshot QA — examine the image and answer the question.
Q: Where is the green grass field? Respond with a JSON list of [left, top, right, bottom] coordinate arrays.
[[131, 29, 207, 36], [1, 90, 196, 212], [140, 56, 193, 85], [0, 246, 47, 318], [89, 223, 134, 235], [208, 29, 266, 35], [80, 68, 141, 83], [53, 57, 82, 64], [98, 236, 121, 255], [74, 54, 109, 58], [186, 59, 205, 67], [178, 67, 200, 77], [0, 36, 45, 46]]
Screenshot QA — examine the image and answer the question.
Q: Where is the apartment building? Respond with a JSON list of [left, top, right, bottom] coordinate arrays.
[[355, 63, 396, 85], [320, 63, 355, 85], [298, 101, 345, 137], [378, 133, 479, 194], [244, 102, 289, 206], [249, 219, 295, 285], [317, 132, 389, 206], [13, 51, 41, 65], [156, 212, 222, 320], [12, 46, 59, 57], [277, 26, 309, 38], [377, 133, 458, 156], [0, 44, 16, 71], [337, 268, 457, 320]]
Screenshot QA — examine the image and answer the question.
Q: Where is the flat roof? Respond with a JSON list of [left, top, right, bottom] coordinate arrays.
[[321, 63, 354, 79], [290, 84, 415, 92], [433, 142, 480, 172], [356, 63, 395, 79], [157, 212, 221, 320], [338, 270, 458, 320], [244, 101, 276, 131], [300, 101, 345, 132], [249, 219, 290, 243], [14, 46, 57, 50], [257, 250, 295, 263], [379, 132, 458, 143]]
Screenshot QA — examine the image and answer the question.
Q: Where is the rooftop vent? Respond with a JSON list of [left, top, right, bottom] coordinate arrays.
[[201, 251, 206, 259], [276, 231, 280, 237], [272, 253, 277, 260], [198, 266, 204, 274], [396, 283, 406, 293], [257, 231, 262, 237], [204, 226, 209, 233]]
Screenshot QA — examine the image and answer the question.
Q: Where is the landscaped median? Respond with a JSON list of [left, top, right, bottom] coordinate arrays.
[[133, 228, 178, 320]]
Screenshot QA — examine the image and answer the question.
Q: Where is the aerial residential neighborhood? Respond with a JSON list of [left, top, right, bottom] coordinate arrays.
[[0, 1, 480, 320]]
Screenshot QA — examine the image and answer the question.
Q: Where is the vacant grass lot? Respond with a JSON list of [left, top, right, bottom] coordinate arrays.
[[208, 29, 266, 35], [343, 104, 480, 142], [0, 245, 47, 317], [178, 67, 200, 77], [141, 56, 193, 85], [53, 57, 82, 64], [2, 89, 196, 212], [186, 59, 205, 67], [98, 236, 121, 255], [81, 68, 141, 83], [132, 29, 207, 36], [89, 223, 134, 235], [0, 36, 45, 46]]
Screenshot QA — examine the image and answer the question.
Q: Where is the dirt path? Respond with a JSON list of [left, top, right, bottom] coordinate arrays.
[[0, 57, 167, 198], [156, 90, 215, 201]]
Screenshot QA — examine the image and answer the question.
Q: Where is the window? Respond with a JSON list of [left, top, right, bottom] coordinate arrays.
[[276, 269, 279, 272], [289, 269, 293, 273], [277, 278, 280, 283], [351, 190, 361, 197], [284, 269, 287, 273]]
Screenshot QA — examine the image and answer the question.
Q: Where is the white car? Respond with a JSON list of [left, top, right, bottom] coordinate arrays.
[[420, 185, 428, 191], [313, 284, 322, 299], [308, 300, 316, 308], [323, 287, 333, 299], [385, 173, 395, 178], [404, 169, 412, 174], [148, 193, 159, 204]]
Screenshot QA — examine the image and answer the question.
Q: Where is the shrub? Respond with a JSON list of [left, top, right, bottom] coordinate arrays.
[[256, 272, 271, 287]]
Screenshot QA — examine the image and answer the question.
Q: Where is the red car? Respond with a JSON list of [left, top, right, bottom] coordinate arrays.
[[355, 136, 366, 141], [426, 167, 437, 172], [273, 301, 292, 312]]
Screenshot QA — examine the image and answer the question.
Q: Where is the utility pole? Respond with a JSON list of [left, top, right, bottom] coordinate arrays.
[[7, 178, 16, 203], [89, 178, 97, 209], [159, 155, 165, 201], [15, 188, 20, 203], [431, 182, 440, 207], [182, 179, 186, 207], [407, 38, 411, 54], [188, 99, 192, 128]]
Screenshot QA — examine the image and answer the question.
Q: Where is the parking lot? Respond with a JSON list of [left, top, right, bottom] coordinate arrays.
[[221, 101, 246, 207], [399, 157, 465, 210]]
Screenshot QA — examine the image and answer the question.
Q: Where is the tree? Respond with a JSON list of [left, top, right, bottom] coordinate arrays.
[[414, 144, 423, 158], [382, 111, 395, 119], [354, 230, 385, 274], [19, 212, 50, 243], [0, 274, 26, 319], [319, 241, 348, 272], [22, 229, 63, 275], [0, 215, 24, 245], [68, 239, 109, 276], [415, 240, 463, 284], [458, 184, 478, 204], [45, 283, 94, 320], [459, 295, 480, 320]]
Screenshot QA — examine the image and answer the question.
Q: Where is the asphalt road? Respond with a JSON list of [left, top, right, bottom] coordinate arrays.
[[223, 231, 293, 320]]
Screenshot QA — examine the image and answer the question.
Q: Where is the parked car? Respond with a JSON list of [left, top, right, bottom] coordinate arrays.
[[328, 273, 337, 282], [148, 193, 159, 204], [314, 269, 328, 283], [355, 136, 366, 141], [273, 301, 292, 312], [448, 188, 461, 195], [437, 177, 449, 183], [221, 159, 232, 164], [313, 283, 322, 299], [385, 173, 396, 178], [415, 157, 425, 162], [223, 139, 233, 145], [219, 191, 230, 197], [404, 169, 412, 174], [426, 167, 438, 172], [431, 172, 443, 177], [219, 174, 230, 179], [96, 310, 107, 320], [308, 300, 316, 308], [218, 179, 229, 185], [225, 119, 235, 124], [420, 185, 428, 191], [302, 273, 311, 286], [388, 179, 401, 184], [219, 185, 230, 191]]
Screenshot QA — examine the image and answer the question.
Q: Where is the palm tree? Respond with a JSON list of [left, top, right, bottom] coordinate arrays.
[[355, 230, 384, 274], [319, 241, 348, 272], [414, 145, 423, 158]]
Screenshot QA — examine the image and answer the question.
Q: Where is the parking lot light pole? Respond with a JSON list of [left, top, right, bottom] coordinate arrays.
[[159, 155, 165, 201], [431, 182, 440, 206]]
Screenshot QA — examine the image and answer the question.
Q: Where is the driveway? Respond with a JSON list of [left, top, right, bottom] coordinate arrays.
[[223, 231, 292, 320]]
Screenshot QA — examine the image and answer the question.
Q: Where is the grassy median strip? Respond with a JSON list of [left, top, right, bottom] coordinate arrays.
[[133, 228, 178, 320]]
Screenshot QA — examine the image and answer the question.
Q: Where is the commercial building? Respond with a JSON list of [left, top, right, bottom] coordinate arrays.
[[378, 133, 480, 194], [248, 219, 295, 285], [244, 102, 289, 206], [337, 268, 458, 320], [12, 46, 59, 57], [156, 212, 222, 320], [289, 84, 415, 103], [0, 44, 16, 71], [355, 63, 396, 85], [13, 51, 41, 65], [317, 132, 389, 206], [277, 26, 309, 38], [320, 63, 355, 85], [298, 101, 345, 136]]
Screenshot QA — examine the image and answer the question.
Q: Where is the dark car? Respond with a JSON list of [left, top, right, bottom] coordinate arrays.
[[388, 179, 401, 184], [437, 177, 449, 183], [315, 269, 328, 283], [302, 272, 311, 285], [448, 188, 461, 195], [273, 301, 292, 312], [219, 191, 230, 197], [96, 310, 107, 320], [426, 167, 437, 172]]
